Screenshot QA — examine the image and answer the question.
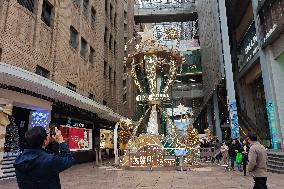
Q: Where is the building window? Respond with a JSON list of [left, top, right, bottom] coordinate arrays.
[[82, 0, 89, 17], [89, 47, 95, 64], [105, 0, 108, 13], [88, 93, 95, 100], [114, 41, 116, 55], [123, 79, 126, 87], [123, 65, 127, 73], [124, 24, 127, 31], [124, 10, 127, 20], [110, 4, 113, 21], [109, 34, 112, 50], [36, 65, 49, 78], [104, 28, 108, 44], [72, 0, 80, 6], [114, 71, 116, 83], [104, 61, 107, 78], [114, 13, 117, 27], [91, 8, 96, 28], [41, 0, 53, 27], [67, 82, 76, 92], [80, 37, 87, 58], [0, 48, 2, 61], [109, 66, 112, 80], [70, 26, 78, 49], [123, 93, 127, 103], [17, 0, 35, 13], [103, 100, 107, 106]]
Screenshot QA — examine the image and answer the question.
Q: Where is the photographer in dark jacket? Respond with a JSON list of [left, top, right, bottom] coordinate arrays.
[[14, 126, 74, 189]]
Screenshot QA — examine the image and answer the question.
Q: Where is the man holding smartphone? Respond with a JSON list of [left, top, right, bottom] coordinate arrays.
[[14, 126, 74, 189]]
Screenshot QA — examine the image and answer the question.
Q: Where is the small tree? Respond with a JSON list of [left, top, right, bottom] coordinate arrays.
[[4, 117, 20, 153], [186, 125, 200, 166]]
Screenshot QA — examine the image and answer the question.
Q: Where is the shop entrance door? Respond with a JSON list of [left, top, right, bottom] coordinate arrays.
[[12, 107, 30, 151], [252, 76, 271, 146]]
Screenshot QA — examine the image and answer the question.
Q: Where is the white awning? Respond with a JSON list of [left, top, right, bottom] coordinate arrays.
[[0, 62, 127, 123]]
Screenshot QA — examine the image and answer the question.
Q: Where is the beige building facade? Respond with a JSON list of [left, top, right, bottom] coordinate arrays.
[[0, 0, 135, 118]]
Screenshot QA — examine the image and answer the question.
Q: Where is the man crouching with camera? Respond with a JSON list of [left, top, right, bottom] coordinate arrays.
[[14, 126, 74, 189]]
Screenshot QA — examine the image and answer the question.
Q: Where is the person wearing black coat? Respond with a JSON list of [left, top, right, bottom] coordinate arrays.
[[228, 139, 238, 170], [14, 126, 74, 189]]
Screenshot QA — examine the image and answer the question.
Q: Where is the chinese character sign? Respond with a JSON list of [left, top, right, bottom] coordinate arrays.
[[266, 101, 279, 149], [229, 101, 239, 139]]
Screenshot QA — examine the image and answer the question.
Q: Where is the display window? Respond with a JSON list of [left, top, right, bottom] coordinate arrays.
[[60, 125, 92, 151], [100, 129, 114, 149]]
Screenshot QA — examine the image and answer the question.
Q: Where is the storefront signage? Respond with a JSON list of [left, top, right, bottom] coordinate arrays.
[[238, 21, 259, 71], [66, 118, 86, 128], [259, 0, 284, 47], [266, 101, 279, 149], [130, 148, 166, 167], [136, 94, 170, 102]]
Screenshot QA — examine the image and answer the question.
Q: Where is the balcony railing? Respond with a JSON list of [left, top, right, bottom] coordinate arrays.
[[135, 0, 196, 9], [172, 83, 203, 91], [134, 0, 196, 16], [177, 65, 202, 75]]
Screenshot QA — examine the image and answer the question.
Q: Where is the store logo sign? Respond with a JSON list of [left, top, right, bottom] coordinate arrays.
[[238, 21, 259, 70]]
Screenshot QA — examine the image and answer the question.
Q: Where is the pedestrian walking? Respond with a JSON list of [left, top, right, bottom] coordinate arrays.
[[220, 142, 229, 166], [242, 139, 249, 176], [214, 139, 222, 163], [247, 132, 268, 189], [14, 126, 74, 189], [235, 140, 242, 171], [228, 139, 238, 170]]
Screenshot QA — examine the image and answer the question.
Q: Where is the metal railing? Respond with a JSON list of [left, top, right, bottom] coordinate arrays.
[[135, 0, 196, 9], [121, 146, 220, 169], [172, 83, 203, 91], [134, 0, 196, 15]]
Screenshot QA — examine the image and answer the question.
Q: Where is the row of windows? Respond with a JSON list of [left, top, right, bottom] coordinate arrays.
[[35, 65, 113, 105], [103, 61, 116, 83], [17, 0, 53, 27], [104, 28, 117, 55], [17, 1, 96, 29], [72, 0, 96, 28], [70, 26, 95, 64], [105, 0, 117, 27]]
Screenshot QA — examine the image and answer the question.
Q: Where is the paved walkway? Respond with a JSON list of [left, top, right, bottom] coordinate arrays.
[[1, 163, 284, 189]]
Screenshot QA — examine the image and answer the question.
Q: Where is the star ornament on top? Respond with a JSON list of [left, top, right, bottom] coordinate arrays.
[[178, 103, 185, 114], [124, 118, 132, 126]]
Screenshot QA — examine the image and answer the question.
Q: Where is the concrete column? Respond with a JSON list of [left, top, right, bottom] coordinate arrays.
[[114, 122, 119, 165], [213, 91, 222, 142], [207, 104, 213, 136], [218, 0, 239, 139], [251, 0, 283, 149]]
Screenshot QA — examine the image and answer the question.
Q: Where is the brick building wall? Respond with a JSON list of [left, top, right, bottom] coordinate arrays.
[[0, 0, 135, 118]]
